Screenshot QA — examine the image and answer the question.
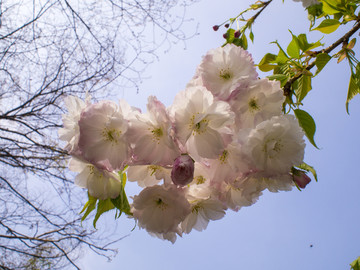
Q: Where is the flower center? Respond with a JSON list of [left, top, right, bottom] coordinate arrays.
[[219, 68, 233, 81], [194, 119, 209, 134], [155, 197, 167, 210], [189, 113, 209, 135], [150, 127, 163, 143], [192, 203, 203, 214], [147, 165, 160, 176], [219, 150, 229, 164], [263, 139, 283, 159], [195, 175, 206, 185], [102, 127, 121, 144], [248, 97, 260, 113]]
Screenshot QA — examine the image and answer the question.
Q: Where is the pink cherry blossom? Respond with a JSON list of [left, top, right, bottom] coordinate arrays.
[[169, 86, 234, 159], [132, 185, 191, 234], [77, 100, 130, 171], [128, 96, 180, 166], [197, 44, 258, 100]]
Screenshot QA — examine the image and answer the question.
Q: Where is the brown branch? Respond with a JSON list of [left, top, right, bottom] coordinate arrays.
[[283, 20, 360, 96]]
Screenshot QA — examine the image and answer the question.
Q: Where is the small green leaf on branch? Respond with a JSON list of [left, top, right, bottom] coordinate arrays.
[[267, 74, 289, 87], [346, 71, 360, 114], [294, 109, 319, 149], [321, 0, 341, 15], [350, 256, 360, 270], [258, 53, 277, 72], [287, 32, 300, 59], [313, 19, 340, 34], [315, 53, 331, 75], [295, 74, 312, 103]]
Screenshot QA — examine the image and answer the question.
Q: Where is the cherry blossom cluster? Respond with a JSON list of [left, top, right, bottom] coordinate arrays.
[[59, 44, 310, 243]]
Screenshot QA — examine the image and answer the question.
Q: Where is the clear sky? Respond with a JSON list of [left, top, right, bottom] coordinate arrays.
[[79, 0, 360, 269]]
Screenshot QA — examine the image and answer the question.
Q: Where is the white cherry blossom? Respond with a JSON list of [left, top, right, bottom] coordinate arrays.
[[170, 86, 234, 159], [242, 115, 306, 175], [132, 185, 191, 234], [128, 96, 180, 166], [58, 95, 89, 152], [229, 79, 284, 129], [77, 100, 130, 171], [197, 44, 258, 100]]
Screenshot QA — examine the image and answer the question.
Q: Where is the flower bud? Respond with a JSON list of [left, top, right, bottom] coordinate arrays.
[[234, 30, 240, 38], [171, 154, 195, 186], [293, 171, 311, 189], [212, 25, 219, 31], [224, 23, 230, 28]]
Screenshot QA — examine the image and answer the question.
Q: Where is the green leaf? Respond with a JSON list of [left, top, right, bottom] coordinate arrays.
[[241, 34, 248, 50], [80, 193, 98, 222], [321, 0, 341, 15], [225, 28, 235, 43], [111, 171, 132, 216], [294, 109, 319, 149], [350, 256, 360, 270], [93, 199, 115, 228], [315, 53, 331, 75], [111, 189, 132, 216], [267, 74, 289, 81], [346, 72, 360, 114], [297, 162, 318, 181], [313, 19, 340, 34], [258, 53, 277, 72], [267, 74, 289, 87], [295, 74, 312, 103], [287, 33, 300, 59], [249, 31, 254, 43], [272, 41, 289, 64], [297, 34, 323, 52]]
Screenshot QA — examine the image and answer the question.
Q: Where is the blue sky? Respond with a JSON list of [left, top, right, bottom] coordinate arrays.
[[79, 0, 360, 269]]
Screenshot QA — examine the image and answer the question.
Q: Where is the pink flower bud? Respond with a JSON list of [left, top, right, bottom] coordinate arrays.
[[293, 171, 311, 189], [234, 30, 240, 38], [224, 23, 230, 28], [213, 25, 219, 31], [171, 154, 195, 186]]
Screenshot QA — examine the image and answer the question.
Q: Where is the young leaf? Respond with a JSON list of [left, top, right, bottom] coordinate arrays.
[[297, 34, 323, 52], [93, 199, 115, 228], [297, 162, 318, 181], [267, 74, 289, 87], [347, 38, 356, 50], [258, 53, 277, 72], [313, 19, 340, 34], [241, 34, 248, 50], [271, 41, 290, 64], [295, 74, 312, 103], [249, 31, 254, 43], [346, 72, 360, 114], [294, 109, 319, 149], [287, 33, 300, 59], [225, 28, 235, 44], [315, 53, 331, 75], [111, 171, 132, 216], [321, 0, 341, 15], [350, 256, 360, 270], [80, 193, 98, 222]]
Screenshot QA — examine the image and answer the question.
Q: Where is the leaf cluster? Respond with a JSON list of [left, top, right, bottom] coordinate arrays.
[[80, 170, 132, 229]]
